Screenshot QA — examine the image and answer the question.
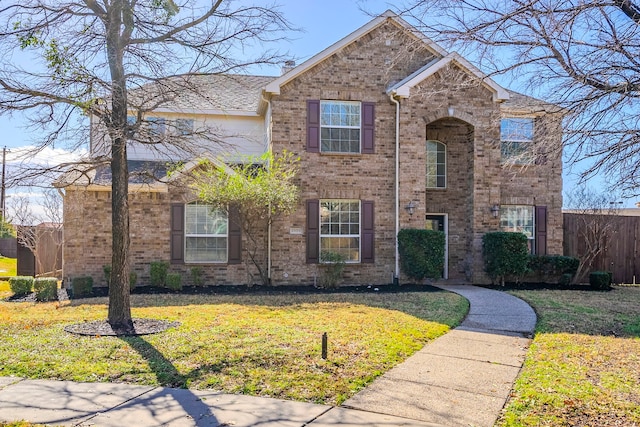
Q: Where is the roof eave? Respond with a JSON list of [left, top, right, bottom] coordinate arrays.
[[388, 53, 510, 102]]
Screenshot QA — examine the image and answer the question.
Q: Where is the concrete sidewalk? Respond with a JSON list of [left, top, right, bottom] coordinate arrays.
[[0, 285, 536, 427]]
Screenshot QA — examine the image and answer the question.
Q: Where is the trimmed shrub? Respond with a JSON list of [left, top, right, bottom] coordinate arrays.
[[72, 276, 94, 297], [129, 272, 138, 291], [150, 261, 168, 287], [589, 271, 612, 290], [103, 264, 112, 285], [9, 276, 34, 297], [34, 278, 58, 302], [319, 251, 346, 289], [166, 273, 182, 291], [483, 232, 529, 285], [105, 265, 137, 291], [527, 255, 580, 284], [397, 229, 445, 281], [190, 267, 204, 286]]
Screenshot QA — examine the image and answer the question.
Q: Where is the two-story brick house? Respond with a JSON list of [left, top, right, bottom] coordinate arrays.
[[60, 10, 563, 287]]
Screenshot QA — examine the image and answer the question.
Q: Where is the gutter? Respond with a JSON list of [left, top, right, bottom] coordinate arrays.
[[389, 92, 400, 284]]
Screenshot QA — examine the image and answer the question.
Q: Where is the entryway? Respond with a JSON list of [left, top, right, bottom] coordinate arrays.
[[426, 214, 448, 279]]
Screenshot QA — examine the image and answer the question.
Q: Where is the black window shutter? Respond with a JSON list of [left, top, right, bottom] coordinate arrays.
[[361, 102, 375, 154], [228, 205, 242, 264], [535, 205, 547, 255], [307, 100, 320, 153], [361, 200, 375, 263], [170, 204, 184, 264], [306, 199, 320, 263]]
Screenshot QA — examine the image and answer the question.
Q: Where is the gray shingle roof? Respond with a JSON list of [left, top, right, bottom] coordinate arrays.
[[129, 74, 276, 113], [502, 90, 559, 113]]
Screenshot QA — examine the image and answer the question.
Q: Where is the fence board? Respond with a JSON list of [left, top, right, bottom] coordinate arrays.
[[564, 213, 640, 284]]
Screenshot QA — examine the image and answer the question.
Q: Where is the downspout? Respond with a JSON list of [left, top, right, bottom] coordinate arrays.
[[389, 92, 400, 284], [262, 93, 273, 284]]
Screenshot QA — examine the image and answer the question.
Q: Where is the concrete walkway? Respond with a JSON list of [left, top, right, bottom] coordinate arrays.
[[0, 285, 536, 427]]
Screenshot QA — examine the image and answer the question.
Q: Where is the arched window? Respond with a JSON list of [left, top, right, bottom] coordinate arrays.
[[426, 140, 446, 189], [184, 201, 228, 263]]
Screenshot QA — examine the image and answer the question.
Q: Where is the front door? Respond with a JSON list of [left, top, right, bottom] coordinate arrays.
[[426, 214, 448, 279]]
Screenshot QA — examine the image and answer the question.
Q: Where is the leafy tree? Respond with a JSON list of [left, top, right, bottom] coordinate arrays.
[[191, 151, 299, 285], [398, 1, 640, 195], [0, 215, 14, 239], [0, 1, 292, 330]]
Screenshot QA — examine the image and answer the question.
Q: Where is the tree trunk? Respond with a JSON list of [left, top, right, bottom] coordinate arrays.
[[106, 0, 132, 331]]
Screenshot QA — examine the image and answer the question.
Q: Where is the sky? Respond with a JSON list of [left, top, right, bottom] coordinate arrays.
[[0, 0, 632, 220]]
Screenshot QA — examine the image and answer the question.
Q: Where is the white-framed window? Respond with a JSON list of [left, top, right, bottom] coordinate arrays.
[[319, 200, 360, 262], [500, 205, 535, 252], [320, 101, 361, 153], [185, 201, 228, 263], [501, 118, 534, 163], [426, 140, 446, 188]]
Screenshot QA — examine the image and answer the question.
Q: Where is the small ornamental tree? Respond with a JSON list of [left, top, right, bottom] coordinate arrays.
[[192, 151, 299, 285], [482, 232, 529, 285]]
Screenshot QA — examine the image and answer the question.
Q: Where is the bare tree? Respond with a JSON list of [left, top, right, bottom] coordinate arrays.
[[11, 189, 64, 277], [564, 187, 621, 283], [397, 0, 640, 194], [0, 1, 293, 330]]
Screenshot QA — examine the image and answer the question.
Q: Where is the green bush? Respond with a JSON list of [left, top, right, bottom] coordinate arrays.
[[559, 273, 573, 286], [103, 264, 112, 285], [34, 278, 58, 302], [483, 232, 529, 285], [319, 251, 346, 289], [190, 267, 204, 286], [589, 271, 612, 290], [129, 271, 138, 291], [527, 255, 580, 284], [72, 276, 94, 297], [166, 273, 182, 291], [104, 265, 137, 291], [9, 276, 34, 297], [150, 261, 168, 286], [397, 229, 445, 281]]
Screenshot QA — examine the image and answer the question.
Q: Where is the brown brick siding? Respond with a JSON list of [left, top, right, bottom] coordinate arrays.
[[62, 20, 563, 287]]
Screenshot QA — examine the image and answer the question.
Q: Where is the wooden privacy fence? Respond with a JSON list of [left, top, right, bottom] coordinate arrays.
[[564, 213, 640, 284]]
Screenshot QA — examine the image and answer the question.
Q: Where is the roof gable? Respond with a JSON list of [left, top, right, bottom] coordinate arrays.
[[264, 10, 448, 95], [387, 52, 510, 102]]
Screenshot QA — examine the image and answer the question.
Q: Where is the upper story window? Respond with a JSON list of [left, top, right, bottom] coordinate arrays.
[[175, 118, 195, 135], [307, 100, 374, 154], [320, 101, 361, 153], [148, 117, 166, 137], [426, 140, 446, 189], [501, 118, 534, 163], [184, 201, 228, 263]]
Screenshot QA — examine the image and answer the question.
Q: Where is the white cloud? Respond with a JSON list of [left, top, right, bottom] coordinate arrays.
[[6, 145, 87, 167]]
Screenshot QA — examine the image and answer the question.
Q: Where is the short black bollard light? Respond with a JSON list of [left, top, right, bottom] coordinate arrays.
[[321, 332, 328, 359]]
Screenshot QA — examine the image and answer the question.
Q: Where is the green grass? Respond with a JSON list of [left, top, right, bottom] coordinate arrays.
[[0, 257, 17, 299], [497, 286, 640, 426], [0, 289, 468, 405], [0, 257, 16, 277]]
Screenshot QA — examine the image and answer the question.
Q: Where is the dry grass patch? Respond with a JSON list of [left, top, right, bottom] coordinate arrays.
[[498, 286, 640, 426], [0, 288, 467, 405]]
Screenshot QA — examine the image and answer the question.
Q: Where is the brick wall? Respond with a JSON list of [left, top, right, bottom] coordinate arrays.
[[63, 20, 563, 287]]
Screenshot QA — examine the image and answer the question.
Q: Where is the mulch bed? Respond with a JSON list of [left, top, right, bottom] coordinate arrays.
[[64, 318, 181, 336]]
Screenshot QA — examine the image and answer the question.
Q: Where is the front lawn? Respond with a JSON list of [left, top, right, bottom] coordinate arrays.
[[498, 286, 640, 426], [0, 288, 468, 405]]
